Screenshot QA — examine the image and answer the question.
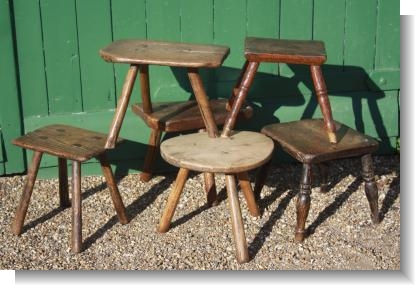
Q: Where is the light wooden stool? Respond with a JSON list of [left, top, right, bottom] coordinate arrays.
[[11, 125, 129, 252]]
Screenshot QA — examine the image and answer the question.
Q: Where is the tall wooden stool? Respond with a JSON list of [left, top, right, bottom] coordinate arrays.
[[239, 37, 380, 241], [154, 39, 275, 262], [11, 124, 129, 253], [100, 39, 253, 190]]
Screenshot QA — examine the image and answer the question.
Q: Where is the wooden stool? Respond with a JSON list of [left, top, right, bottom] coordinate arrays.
[[11, 125, 129, 253], [159, 131, 274, 263], [100, 39, 253, 188], [239, 37, 380, 241], [256, 119, 380, 241]]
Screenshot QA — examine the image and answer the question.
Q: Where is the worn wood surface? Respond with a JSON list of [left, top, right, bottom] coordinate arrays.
[[100, 39, 229, 68], [160, 131, 274, 173], [71, 160, 82, 253], [261, 119, 379, 164], [58, 157, 70, 208], [245, 37, 326, 65], [132, 99, 253, 132], [12, 125, 121, 162]]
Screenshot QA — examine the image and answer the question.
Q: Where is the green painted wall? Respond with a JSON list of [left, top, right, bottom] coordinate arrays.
[[1, 0, 399, 177]]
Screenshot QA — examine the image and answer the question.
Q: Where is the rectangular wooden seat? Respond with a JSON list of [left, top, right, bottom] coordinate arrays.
[[245, 37, 327, 65], [11, 124, 128, 253], [100, 39, 230, 68], [131, 99, 253, 132]]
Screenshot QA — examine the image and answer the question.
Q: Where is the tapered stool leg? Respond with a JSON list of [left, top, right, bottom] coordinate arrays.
[[204, 172, 218, 207], [237, 172, 260, 217], [12, 151, 43, 235], [158, 168, 190, 233], [253, 159, 272, 200], [318, 162, 330, 193], [140, 129, 162, 182], [58, 157, 71, 208], [98, 154, 129, 225], [71, 161, 82, 253], [225, 174, 249, 263], [361, 154, 379, 224], [295, 163, 312, 242]]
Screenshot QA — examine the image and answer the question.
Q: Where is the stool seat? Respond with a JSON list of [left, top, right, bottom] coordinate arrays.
[[160, 131, 274, 173], [100, 39, 230, 68], [12, 124, 121, 162], [261, 119, 379, 164], [132, 99, 253, 132], [245, 37, 326, 65]]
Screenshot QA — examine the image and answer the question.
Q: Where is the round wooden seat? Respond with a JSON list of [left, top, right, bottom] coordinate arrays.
[[160, 131, 274, 173]]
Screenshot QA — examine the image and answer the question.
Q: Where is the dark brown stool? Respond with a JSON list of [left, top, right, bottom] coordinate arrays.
[[235, 37, 380, 241], [11, 124, 129, 253], [100, 39, 253, 189]]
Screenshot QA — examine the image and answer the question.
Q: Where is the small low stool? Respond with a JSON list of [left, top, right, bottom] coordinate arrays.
[[256, 119, 380, 241], [11, 124, 129, 253], [158, 130, 274, 263]]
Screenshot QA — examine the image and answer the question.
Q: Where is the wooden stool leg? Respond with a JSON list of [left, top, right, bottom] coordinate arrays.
[[140, 129, 162, 182], [361, 154, 380, 224], [158, 168, 189, 233], [11, 151, 43, 235], [203, 172, 218, 207], [98, 154, 129, 225], [71, 161, 82, 253], [225, 174, 249, 263], [58, 157, 71, 208], [310, 65, 337, 143], [318, 162, 330, 193], [237, 172, 260, 217], [295, 163, 312, 242], [227, 60, 249, 110], [253, 159, 272, 200]]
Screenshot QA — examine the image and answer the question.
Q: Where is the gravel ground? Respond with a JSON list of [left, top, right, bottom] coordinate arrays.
[[0, 155, 399, 270]]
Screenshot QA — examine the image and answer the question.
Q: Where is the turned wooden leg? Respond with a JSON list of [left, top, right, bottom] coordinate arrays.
[[361, 154, 380, 224], [58, 157, 71, 208], [310, 65, 337, 143], [237, 172, 260, 217], [318, 162, 330, 193], [225, 174, 249, 263], [71, 161, 82, 253], [295, 163, 312, 242], [98, 154, 129, 225], [227, 60, 249, 111], [203, 172, 218, 207], [253, 159, 272, 200], [140, 129, 162, 182], [158, 168, 189, 233], [11, 151, 43, 235]]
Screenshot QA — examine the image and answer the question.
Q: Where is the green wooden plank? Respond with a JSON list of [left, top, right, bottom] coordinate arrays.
[[111, 0, 146, 103], [313, 0, 346, 66], [146, 0, 187, 102], [180, 0, 213, 44], [375, 0, 400, 70], [13, 0, 48, 117], [75, 0, 115, 112], [247, 0, 280, 75], [40, 0, 82, 114], [344, 0, 377, 71], [279, 0, 313, 77], [0, 0, 25, 174]]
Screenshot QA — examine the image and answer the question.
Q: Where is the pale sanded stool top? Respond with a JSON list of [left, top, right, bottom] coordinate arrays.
[[160, 131, 274, 173]]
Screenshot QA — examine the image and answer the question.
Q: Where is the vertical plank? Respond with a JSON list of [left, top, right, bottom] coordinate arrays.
[[279, 0, 313, 77], [40, 0, 82, 114], [344, 0, 377, 71], [313, 0, 346, 66], [375, 0, 399, 70], [13, 0, 48, 117], [247, 0, 280, 75], [0, 0, 25, 174], [180, 0, 214, 44], [146, 0, 184, 101], [76, 0, 115, 111], [111, 0, 146, 102]]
